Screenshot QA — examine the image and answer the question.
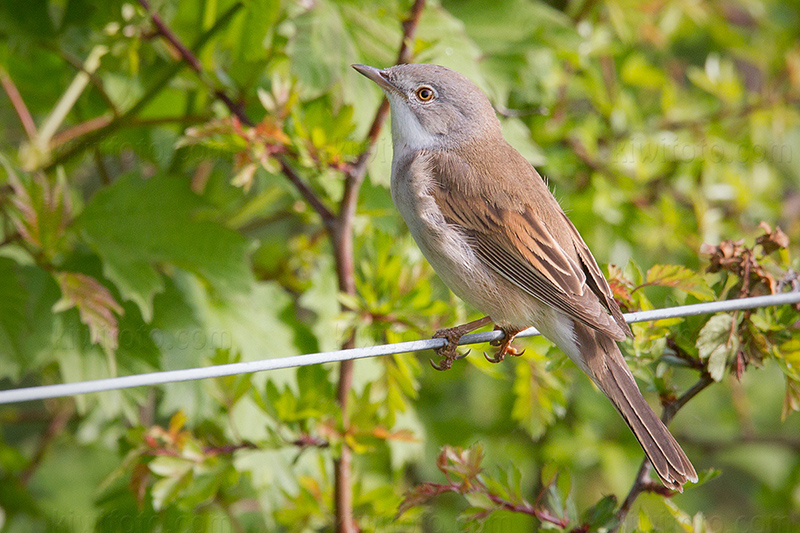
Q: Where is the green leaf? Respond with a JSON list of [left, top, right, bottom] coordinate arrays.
[[287, 0, 357, 97], [692, 467, 722, 488], [175, 273, 296, 363], [643, 264, 715, 301], [582, 494, 618, 530], [696, 313, 739, 381], [0, 257, 29, 375], [78, 173, 253, 322], [511, 351, 568, 439], [237, 0, 282, 63]]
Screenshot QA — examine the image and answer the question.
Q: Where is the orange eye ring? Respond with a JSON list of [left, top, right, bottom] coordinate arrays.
[[415, 86, 435, 101]]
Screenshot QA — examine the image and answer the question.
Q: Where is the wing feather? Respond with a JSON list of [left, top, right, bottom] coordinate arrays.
[[426, 149, 631, 340]]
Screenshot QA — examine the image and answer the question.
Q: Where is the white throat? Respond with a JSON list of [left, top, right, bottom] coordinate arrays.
[[387, 95, 438, 151]]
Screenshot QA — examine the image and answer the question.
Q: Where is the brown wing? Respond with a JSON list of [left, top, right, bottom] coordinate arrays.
[[426, 148, 632, 341], [561, 210, 632, 338]]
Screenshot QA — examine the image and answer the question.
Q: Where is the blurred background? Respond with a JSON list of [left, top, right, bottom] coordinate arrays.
[[1, 0, 799, 531]]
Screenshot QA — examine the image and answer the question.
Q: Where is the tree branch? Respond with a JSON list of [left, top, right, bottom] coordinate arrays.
[[332, 2, 426, 530], [279, 158, 336, 229], [137, 0, 338, 228], [44, 2, 243, 170], [614, 373, 714, 529], [0, 68, 38, 141], [137, 0, 252, 126], [134, 3, 428, 531]]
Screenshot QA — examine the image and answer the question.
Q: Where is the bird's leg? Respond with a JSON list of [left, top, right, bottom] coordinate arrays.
[[431, 316, 493, 371], [484, 326, 525, 363]]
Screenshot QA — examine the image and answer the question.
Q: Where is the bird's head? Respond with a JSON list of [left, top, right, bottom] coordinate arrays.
[[352, 63, 501, 150]]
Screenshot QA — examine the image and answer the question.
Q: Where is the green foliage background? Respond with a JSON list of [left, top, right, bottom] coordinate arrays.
[[1, 0, 800, 531]]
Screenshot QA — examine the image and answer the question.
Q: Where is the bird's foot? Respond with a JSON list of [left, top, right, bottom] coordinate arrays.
[[484, 326, 525, 364], [430, 317, 493, 371]]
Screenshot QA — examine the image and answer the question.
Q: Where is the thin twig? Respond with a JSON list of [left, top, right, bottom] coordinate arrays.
[[485, 492, 568, 527], [19, 404, 74, 485], [615, 374, 714, 529], [137, 0, 253, 127], [138, 0, 203, 73], [279, 157, 336, 228], [0, 68, 38, 141], [138, 0, 338, 228], [50, 114, 209, 149]]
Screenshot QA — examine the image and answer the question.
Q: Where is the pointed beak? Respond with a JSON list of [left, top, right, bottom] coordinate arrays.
[[352, 64, 397, 94]]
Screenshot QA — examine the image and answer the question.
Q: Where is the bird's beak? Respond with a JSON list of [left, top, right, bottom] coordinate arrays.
[[352, 64, 398, 94]]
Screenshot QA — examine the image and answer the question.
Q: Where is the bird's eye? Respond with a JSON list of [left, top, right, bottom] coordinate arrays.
[[415, 86, 435, 101]]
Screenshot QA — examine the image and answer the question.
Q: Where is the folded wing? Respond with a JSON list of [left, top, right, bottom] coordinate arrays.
[[426, 149, 632, 341]]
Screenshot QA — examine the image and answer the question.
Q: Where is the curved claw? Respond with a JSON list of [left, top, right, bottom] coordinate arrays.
[[430, 358, 448, 371], [483, 351, 504, 364], [431, 348, 471, 371]]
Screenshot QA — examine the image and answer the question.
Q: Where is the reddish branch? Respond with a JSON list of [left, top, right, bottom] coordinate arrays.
[[0, 69, 38, 141], [331, 2, 426, 530], [136, 0, 251, 127], [137, 0, 428, 530]]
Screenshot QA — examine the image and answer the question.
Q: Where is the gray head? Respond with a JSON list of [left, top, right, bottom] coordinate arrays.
[[352, 63, 501, 150]]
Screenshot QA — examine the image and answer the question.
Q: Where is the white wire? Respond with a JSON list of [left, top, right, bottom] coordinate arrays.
[[1, 292, 798, 405]]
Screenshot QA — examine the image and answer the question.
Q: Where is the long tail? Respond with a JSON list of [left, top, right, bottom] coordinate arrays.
[[573, 323, 697, 491]]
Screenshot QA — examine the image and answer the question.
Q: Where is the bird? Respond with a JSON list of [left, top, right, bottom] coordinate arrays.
[[352, 63, 697, 492]]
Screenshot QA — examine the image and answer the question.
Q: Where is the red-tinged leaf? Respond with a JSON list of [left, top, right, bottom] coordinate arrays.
[[3, 163, 71, 258], [52, 272, 124, 353], [439, 444, 484, 482], [129, 462, 150, 508], [642, 264, 715, 301], [607, 264, 636, 311]]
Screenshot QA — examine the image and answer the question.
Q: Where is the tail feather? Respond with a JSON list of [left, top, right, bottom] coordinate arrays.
[[575, 324, 697, 491]]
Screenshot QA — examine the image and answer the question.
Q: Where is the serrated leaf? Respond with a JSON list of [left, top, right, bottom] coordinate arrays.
[[53, 272, 124, 354], [458, 506, 492, 529], [287, 0, 356, 97], [151, 468, 192, 511], [644, 264, 715, 301], [2, 160, 71, 260], [696, 313, 738, 381], [582, 494, 618, 529], [511, 352, 567, 439], [463, 491, 494, 510], [78, 173, 252, 322]]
